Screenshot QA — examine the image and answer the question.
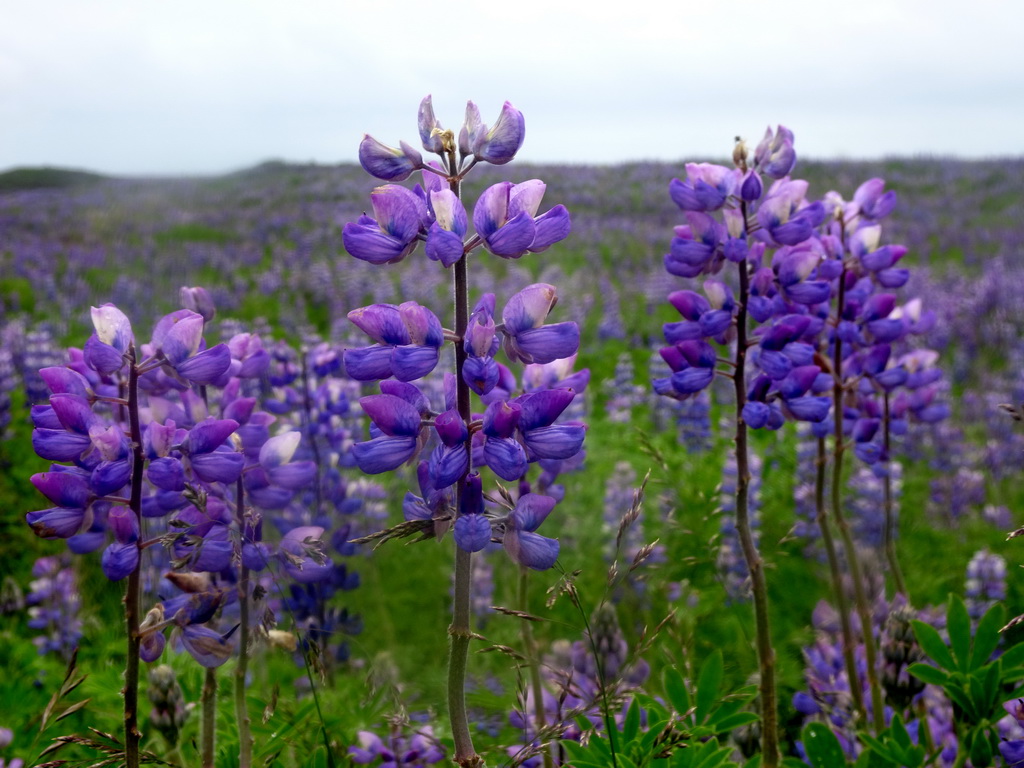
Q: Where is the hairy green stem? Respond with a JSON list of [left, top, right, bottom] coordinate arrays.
[[733, 242, 779, 767], [830, 267, 885, 733], [201, 668, 217, 768], [235, 478, 253, 768], [815, 437, 866, 722], [124, 344, 145, 768], [445, 142, 482, 768]]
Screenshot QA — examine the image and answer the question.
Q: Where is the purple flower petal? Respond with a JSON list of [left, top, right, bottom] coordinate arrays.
[[529, 205, 571, 252], [187, 419, 240, 455], [176, 344, 231, 384], [26, 506, 87, 539], [360, 394, 422, 437], [31, 471, 91, 508], [504, 529, 559, 570], [101, 541, 139, 581], [471, 101, 525, 165], [511, 323, 580, 365], [190, 451, 245, 484], [483, 436, 528, 481], [180, 625, 234, 668], [454, 514, 492, 553], [352, 435, 418, 474], [343, 345, 395, 381]]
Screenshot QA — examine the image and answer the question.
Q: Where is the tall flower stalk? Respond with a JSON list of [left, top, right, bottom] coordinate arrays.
[[728, 200, 779, 764], [124, 342, 145, 768], [827, 260, 885, 730], [343, 96, 579, 768]]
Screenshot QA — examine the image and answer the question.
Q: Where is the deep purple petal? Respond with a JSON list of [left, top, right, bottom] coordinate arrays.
[[175, 344, 231, 384], [524, 424, 585, 460], [483, 436, 528, 481], [32, 428, 93, 462], [343, 345, 394, 382], [391, 345, 440, 382], [484, 211, 536, 258], [26, 506, 87, 539], [190, 451, 245, 484], [31, 471, 91, 508], [510, 493, 557, 532], [529, 205, 571, 252], [101, 541, 139, 581], [504, 529, 559, 570], [454, 514, 492, 553], [360, 394, 422, 437], [352, 435, 418, 474]]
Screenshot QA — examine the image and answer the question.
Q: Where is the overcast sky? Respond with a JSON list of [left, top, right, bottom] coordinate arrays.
[[1, 0, 1020, 175]]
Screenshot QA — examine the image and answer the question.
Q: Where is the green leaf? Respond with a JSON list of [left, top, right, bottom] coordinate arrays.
[[302, 746, 327, 768], [968, 673, 989, 717], [623, 698, 642, 745], [663, 665, 692, 716], [970, 602, 1005, 671], [999, 641, 1024, 670], [691, 742, 734, 768], [969, 729, 992, 768], [907, 663, 950, 687], [695, 650, 724, 724], [561, 741, 591, 760], [983, 659, 1001, 714], [802, 723, 848, 768], [910, 621, 956, 672], [944, 684, 977, 721], [710, 712, 760, 732], [947, 594, 971, 672], [890, 714, 911, 750]]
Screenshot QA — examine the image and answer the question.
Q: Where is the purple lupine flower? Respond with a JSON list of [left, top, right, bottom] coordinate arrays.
[[668, 163, 739, 212], [344, 302, 445, 382], [358, 134, 424, 181], [473, 181, 570, 259], [462, 294, 500, 395], [500, 283, 580, 365], [424, 188, 468, 267], [25, 555, 82, 660], [501, 493, 559, 570], [352, 387, 427, 474], [753, 125, 796, 179], [965, 549, 1006, 620], [460, 100, 525, 166], [343, 185, 428, 265]]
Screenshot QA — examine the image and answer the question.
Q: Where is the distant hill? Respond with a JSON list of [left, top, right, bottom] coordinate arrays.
[[0, 166, 107, 192]]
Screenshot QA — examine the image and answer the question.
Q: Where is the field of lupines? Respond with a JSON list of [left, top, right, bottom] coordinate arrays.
[[2, 98, 1024, 768]]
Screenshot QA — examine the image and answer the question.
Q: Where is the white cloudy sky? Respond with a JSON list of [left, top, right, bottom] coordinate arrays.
[[1, 0, 1020, 175]]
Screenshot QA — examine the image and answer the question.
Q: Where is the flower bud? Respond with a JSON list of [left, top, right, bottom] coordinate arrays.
[[358, 135, 423, 181]]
